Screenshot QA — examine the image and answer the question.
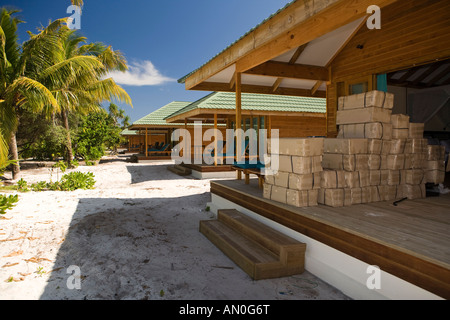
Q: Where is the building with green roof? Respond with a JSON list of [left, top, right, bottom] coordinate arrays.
[[165, 91, 326, 138]]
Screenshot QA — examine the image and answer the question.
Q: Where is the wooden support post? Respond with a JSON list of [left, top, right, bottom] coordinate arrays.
[[214, 113, 218, 166], [184, 119, 188, 159], [145, 128, 148, 158], [236, 72, 242, 165]]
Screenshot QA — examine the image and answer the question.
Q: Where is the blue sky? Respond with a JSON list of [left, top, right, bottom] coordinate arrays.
[[5, 0, 293, 123]]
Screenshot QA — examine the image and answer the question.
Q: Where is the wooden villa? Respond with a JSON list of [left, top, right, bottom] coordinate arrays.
[[127, 101, 192, 160], [120, 129, 141, 153], [178, 0, 450, 299], [164, 91, 326, 178]]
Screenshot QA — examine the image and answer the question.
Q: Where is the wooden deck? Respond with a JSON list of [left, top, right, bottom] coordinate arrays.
[[181, 163, 235, 173], [210, 179, 450, 299]]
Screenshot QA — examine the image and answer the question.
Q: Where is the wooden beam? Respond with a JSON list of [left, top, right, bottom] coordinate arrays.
[[311, 81, 323, 96], [426, 65, 450, 87], [229, 71, 236, 90], [191, 82, 327, 98], [272, 44, 308, 92], [410, 61, 445, 86], [244, 61, 329, 81]]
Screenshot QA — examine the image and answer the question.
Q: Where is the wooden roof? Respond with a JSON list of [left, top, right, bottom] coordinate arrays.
[[179, 0, 397, 98]]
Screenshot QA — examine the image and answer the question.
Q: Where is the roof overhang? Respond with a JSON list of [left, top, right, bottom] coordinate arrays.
[[166, 107, 326, 123], [180, 0, 398, 97]]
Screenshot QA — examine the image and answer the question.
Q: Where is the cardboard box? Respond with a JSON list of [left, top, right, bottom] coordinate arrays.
[[288, 173, 313, 191], [338, 123, 385, 139], [320, 170, 345, 189], [265, 174, 275, 185], [369, 170, 381, 186], [408, 123, 425, 139], [404, 153, 426, 169], [391, 114, 410, 128], [291, 155, 323, 174], [425, 170, 445, 184], [397, 184, 426, 200], [278, 155, 293, 173], [271, 185, 287, 204], [425, 160, 445, 171], [344, 188, 362, 206], [427, 145, 446, 161], [270, 138, 324, 156], [361, 186, 380, 203], [355, 154, 381, 170], [381, 170, 400, 186], [344, 171, 360, 188], [404, 139, 427, 154], [287, 189, 318, 207], [312, 156, 323, 173], [381, 140, 392, 155], [337, 107, 392, 125], [386, 154, 405, 170], [378, 185, 397, 201], [274, 171, 290, 188], [367, 139, 382, 154], [359, 170, 371, 187], [322, 154, 356, 171], [389, 139, 406, 154], [338, 90, 394, 110], [263, 183, 272, 199], [392, 128, 409, 139], [318, 188, 344, 207], [368, 154, 381, 170], [324, 138, 368, 154], [381, 123, 393, 140], [400, 169, 424, 185]]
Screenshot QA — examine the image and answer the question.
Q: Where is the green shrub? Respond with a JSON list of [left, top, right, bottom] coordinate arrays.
[[17, 178, 29, 192], [31, 181, 47, 192], [59, 171, 96, 191], [0, 194, 19, 215], [53, 160, 67, 173]]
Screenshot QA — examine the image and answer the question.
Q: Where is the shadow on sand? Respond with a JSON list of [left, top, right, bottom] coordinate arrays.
[[39, 192, 212, 300]]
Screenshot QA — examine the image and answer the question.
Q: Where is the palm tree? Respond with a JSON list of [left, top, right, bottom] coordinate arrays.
[[37, 27, 132, 162], [0, 9, 60, 179]]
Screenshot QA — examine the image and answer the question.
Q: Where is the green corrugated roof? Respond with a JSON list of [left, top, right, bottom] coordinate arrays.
[[133, 101, 192, 126], [165, 92, 326, 119], [120, 129, 138, 136], [178, 1, 296, 84]]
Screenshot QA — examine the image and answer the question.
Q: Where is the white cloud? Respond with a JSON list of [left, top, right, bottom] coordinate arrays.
[[109, 60, 175, 86]]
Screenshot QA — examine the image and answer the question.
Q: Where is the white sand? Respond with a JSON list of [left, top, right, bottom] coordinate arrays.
[[0, 154, 349, 300]]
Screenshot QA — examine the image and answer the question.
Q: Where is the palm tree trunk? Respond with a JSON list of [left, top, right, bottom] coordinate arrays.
[[9, 132, 20, 180], [61, 110, 73, 162]]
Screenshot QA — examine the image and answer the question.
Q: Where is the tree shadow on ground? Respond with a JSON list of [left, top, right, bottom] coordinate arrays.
[[126, 165, 195, 184], [39, 193, 213, 300]]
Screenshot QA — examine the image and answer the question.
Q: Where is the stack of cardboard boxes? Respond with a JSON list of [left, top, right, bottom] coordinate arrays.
[[425, 145, 446, 184], [263, 90, 447, 208], [263, 138, 324, 207]]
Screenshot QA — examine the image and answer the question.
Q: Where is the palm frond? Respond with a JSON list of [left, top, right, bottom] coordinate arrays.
[[40, 55, 104, 88], [86, 77, 133, 107], [6, 76, 59, 115], [71, 0, 84, 7]]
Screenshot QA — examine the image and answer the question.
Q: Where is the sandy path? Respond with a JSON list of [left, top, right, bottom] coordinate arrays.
[[0, 155, 349, 300]]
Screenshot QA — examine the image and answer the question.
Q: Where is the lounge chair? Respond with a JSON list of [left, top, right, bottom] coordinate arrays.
[[149, 143, 171, 156]]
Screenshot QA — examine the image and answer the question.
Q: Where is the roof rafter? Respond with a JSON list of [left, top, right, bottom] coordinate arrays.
[[244, 61, 329, 81]]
